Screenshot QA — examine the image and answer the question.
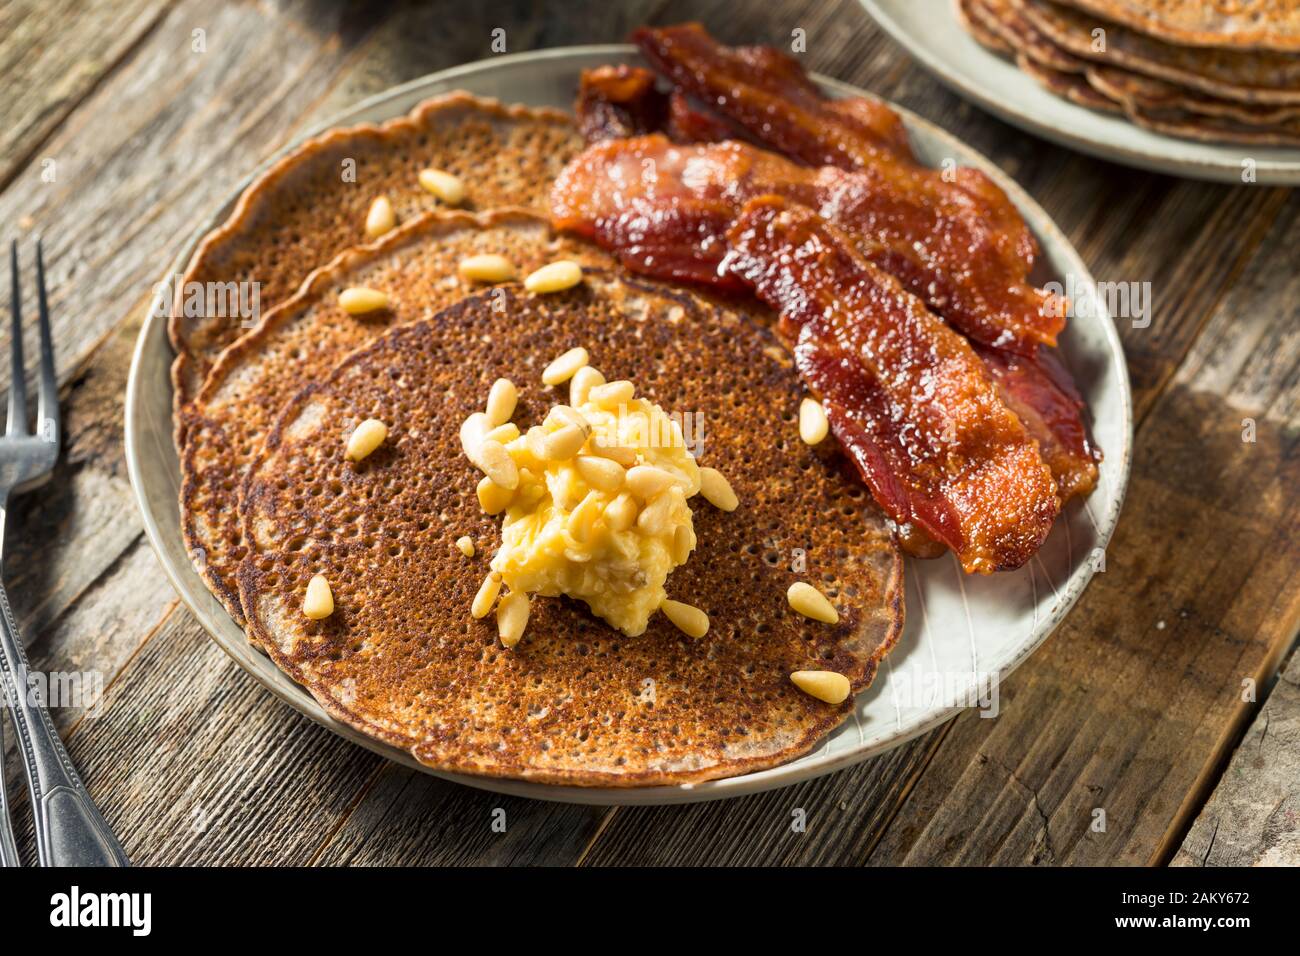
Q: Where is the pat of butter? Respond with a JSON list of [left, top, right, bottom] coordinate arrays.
[[488, 393, 700, 636]]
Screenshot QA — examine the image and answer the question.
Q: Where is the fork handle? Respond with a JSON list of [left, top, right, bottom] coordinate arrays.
[[0, 581, 128, 866]]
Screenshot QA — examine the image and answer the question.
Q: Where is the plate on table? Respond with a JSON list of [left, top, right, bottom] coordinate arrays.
[[861, 0, 1300, 185], [125, 45, 1132, 805]]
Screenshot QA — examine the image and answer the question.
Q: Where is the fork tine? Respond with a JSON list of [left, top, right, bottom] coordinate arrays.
[[7, 241, 28, 437], [34, 239, 58, 444]]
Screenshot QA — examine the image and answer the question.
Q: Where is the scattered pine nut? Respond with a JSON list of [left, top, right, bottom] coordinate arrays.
[[485, 378, 518, 426], [472, 572, 502, 619], [303, 574, 334, 620], [497, 590, 530, 647], [455, 536, 475, 557], [790, 670, 851, 704], [698, 467, 738, 511], [339, 287, 389, 314], [569, 365, 605, 406], [588, 380, 635, 409], [799, 397, 829, 445], [524, 260, 583, 294], [418, 168, 466, 205], [574, 455, 625, 493], [477, 475, 513, 515], [661, 599, 709, 639], [345, 418, 388, 462], [787, 581, 839, 624], [364, 195, 396, 238], [541, 423, 587, 461], [459, 254, 515, 283], [542, 347, 589, 386], [625, 465, 676, 500]]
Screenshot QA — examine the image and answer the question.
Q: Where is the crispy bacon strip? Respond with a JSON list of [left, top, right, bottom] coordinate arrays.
[[634, 22, 914, 166], [552, 135, 1062, 354], [634, 23, 1040, 274], [724, 199, 1060, 572]]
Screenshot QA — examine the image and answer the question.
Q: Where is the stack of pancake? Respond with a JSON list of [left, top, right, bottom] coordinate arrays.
[[956, 0, 1300, 144], [171, 92, 903, 785]]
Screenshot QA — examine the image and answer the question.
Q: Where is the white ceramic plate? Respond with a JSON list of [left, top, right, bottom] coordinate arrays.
[[862, 0, 1300, 185], [125, 45, 1132, 805]]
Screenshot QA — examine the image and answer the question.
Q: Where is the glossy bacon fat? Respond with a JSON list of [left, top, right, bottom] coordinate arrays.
[[552, 135, 1063, 356], [725, 199, 1060, 573]]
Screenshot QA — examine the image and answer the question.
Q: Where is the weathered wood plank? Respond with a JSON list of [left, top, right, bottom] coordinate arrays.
[[16, 606, 386, 865], [0, 0, 170, 189], [1173, 647, 1300, 867]]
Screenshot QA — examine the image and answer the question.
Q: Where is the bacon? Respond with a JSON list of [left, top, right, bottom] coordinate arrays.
[[724, 199, 1060, 573], [552, 135, 1062, 354], [575, 66, 737, 145], [633, 23, 1040, 274], [633, 22, 914, 166], [975, 345, 1100, 500]]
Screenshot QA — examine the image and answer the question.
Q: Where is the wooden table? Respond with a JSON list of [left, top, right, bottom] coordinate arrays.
[[2, 0, 1296, 866]]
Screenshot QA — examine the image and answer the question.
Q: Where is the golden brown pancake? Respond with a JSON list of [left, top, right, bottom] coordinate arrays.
[[1015, 0, 1300, 102], [170, 93, 583, 418], [1053, 0, 1300, 52], [180, 209, 612, 626], [957, 0, 1015, 52], [238, 273, 904, 785]]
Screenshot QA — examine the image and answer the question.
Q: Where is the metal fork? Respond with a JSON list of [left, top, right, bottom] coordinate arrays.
[[0, 241, 128, 866]]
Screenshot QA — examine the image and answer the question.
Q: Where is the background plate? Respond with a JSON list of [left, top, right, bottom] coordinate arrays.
[[126, 45, 1132, 805], [861, 0, 1300, 185]]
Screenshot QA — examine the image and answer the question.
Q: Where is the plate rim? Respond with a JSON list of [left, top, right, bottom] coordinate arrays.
[[859, 0, 1300, 185], [125, 43, 1133, 806]]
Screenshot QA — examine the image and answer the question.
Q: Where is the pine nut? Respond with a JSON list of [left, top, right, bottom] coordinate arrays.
[[567, 491, 603, 543], [698, 467, 738, 511], [546, 404, 592, 435], [661, 599, 709, 639], [524, 260, 583, 294], [787, 582, 839, 624], [345, 418, 388, 462], [459, 254, 515, 283], [542, 347, 589, 386], [672, 523, 695, 564], [477, 476, 514, 515], [587, 442, 637, 469], [472, 572, 502, 619], [418, 167, 466, 205], [604, 492, 638, 532], [588, 380, 635, 409], [541, 423, 586, 461], [636, 491, 675, 536], [460, 412, 491, 453], [570, 365, 605, 406], [471, 438, 519, 489], [799, 397, 829, 445], [625, 465, 676, 499], [365, 195, 396, 238], [339, 287, 389, 314], [790, 670, 851, 704], [485, 422, 520, 444], [303, 574, 334, 620], [575, 455, 625, 493], [485, 378, 518, 426], [455, 535, 475, 557], [497, 590, 530, 647]]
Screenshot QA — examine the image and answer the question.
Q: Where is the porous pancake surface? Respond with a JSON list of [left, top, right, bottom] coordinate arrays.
[[170, 93, 583, 408], [238, 274, 903, 786], [181, 210, 611, 625]]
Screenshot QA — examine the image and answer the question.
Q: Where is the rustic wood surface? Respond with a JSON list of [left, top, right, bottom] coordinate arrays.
[[0, 0, 1295, 866]]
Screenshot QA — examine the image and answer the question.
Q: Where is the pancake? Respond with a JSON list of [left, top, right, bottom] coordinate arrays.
[[180, 209, 612, 626], [1015, 0, 1300, 102], [238, 273, 904, 785], [1053, 0, 1300, 52], [1084, 63, 1300, 124], [969, 0, 1086, 71], [957, 0, 1015, 52], [170, 93, 583, 417], [1018, 53, 1125, 111]]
